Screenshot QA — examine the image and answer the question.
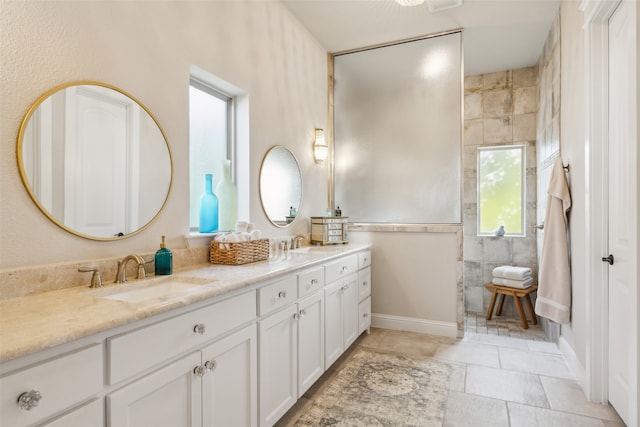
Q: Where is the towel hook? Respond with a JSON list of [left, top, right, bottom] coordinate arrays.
[[563, 164, 570, 172]]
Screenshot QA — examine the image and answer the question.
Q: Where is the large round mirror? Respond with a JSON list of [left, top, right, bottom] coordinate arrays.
[[17, 81, 173, 240], [259, 146, 302, 227]]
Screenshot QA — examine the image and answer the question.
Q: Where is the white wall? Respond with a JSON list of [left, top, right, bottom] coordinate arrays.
[[0, 0, 329, 269], [558, 1, 588, 373]]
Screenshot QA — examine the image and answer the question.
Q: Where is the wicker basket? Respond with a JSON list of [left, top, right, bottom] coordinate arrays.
[[210, 238, 269, 265]]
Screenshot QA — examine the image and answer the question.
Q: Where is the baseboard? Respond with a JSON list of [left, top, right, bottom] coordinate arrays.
[[371, 313, 458, 338], [558, 335, 587, 387]]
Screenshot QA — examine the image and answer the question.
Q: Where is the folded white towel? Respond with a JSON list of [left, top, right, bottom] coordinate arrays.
[[492, 277, 533, 289], [492, 265, 532, 280]]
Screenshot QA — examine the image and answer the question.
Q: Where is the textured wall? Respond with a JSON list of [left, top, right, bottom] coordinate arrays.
[[0, 1, 328, 269], [463, 67, 539, 317]]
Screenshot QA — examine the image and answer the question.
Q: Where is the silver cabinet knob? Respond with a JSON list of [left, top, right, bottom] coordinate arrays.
[[363, 281, 369, 287], [17, 390, 42, 411], [341, 266, 349, 272], [193, 323, 206, 335], [363, 312, 369, 318], [204, 360, 217, 371], [193, 365, 206, 377], [310, 279, 318, 286], [276, 291, 287, 299]]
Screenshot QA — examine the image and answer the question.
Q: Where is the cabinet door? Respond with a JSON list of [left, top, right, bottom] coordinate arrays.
[[107, 352, 202, 427], [324, 280, 344, 368], [259, 305, 298, 427], [297, 291, 324, 398], [202, 324, 257, 427], [342, 273, 359, 349]]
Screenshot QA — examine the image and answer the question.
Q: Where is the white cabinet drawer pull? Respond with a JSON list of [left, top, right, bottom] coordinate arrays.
[[276, 291, 287, 300], [205, 360, 217, 371], [17, 390, 42, 411], [193, 323, 206, 335]]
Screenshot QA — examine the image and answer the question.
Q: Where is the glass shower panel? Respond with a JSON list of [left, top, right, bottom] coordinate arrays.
[[334, 31, 462, 224]]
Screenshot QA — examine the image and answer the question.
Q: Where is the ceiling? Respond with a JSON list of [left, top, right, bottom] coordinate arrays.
[[281, 0, 561, 76]]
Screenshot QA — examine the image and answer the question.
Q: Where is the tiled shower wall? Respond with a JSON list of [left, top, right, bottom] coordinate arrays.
[[463, 67, 538, 315], [536, 10, 562, 341]]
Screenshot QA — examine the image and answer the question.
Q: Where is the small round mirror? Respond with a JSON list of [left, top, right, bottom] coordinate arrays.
[[259, 146, 302, 227], [17, 81, 173, 240]]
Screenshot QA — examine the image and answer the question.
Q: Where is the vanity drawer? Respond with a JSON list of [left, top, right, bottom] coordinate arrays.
[[258, 276, 298, 315], [358, 296, 372, 333], [298, 267, 325, 298], [108, 290, 256, 385], [0, 344, 103, 427], [358, 251, 371, 269], [325, 254, 358, 284], [358, 266, 371, 301]]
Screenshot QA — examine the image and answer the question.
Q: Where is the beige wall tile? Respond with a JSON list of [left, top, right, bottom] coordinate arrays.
[[464, 119, 483, 145], [464, 92, 483, 119], [513, 113, 537, 141], [513, 66, 537, 88], [514, 87, 538, 114], [483, 70, 512, 90], [483, 89, 512, 117], [464, 74, 483, 92], [484, 117, 512, 143]]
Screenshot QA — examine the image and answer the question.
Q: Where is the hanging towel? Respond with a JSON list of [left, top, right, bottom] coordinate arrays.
[[535, 157, 572, 324], [492, 265, 533, 280], [492, 277, 534, 289]]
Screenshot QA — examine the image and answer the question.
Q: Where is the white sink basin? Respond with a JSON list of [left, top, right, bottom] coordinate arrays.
[[93, 276, 215, 304]]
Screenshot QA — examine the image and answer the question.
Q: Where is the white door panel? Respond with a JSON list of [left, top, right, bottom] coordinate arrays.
[[607, 1, 638, 424]]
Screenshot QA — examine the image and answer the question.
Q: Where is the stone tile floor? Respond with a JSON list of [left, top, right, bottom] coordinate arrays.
[[276, 313, 625, 427]]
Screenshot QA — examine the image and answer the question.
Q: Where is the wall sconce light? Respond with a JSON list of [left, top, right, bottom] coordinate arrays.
[[313, 128, 328, 164]]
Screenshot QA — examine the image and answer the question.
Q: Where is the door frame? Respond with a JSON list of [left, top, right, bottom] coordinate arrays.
[[582, 0, 633, 406]]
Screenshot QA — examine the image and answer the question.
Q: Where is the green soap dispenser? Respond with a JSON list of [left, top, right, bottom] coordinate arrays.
[[155, 235, 173, 276]]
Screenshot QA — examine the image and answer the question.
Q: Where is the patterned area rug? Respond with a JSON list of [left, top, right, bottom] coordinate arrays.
[[294, 349, 452, 426]]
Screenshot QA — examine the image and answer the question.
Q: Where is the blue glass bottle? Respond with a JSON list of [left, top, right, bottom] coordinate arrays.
[[199, 173, 219, 233]]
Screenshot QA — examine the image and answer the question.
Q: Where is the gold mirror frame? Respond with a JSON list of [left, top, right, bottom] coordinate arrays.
[[259, 146, 303, 228], [16, 81, 174, 241]]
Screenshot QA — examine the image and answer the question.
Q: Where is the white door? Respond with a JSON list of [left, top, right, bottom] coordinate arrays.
[[107, 352, 202, 427], [202, 324, 257, 427], [258, 305, 298, 427], [297, 291, 325, 398], [607, 1, 638, 424], [64, 85, 132, 237]]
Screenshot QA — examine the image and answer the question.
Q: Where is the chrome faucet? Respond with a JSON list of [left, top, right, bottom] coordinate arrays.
[[291, 235, 306, 249], [115, 254, 147, 283]]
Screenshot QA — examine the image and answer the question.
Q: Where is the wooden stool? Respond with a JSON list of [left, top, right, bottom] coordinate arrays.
[[484, 283, 538, 329]]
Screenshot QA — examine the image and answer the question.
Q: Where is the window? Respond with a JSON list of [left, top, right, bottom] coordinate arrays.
[[189, 79, 233, 230], [477, 145, 525, 236]]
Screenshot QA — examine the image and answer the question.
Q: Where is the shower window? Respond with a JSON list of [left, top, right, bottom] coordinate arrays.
[[477, 145, 525, 236]]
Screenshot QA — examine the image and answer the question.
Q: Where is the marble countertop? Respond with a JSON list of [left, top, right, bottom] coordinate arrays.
[[0, 244, 370, 364]]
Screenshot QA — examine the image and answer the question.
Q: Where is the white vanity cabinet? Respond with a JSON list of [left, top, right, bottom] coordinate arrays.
[[258, 268, 325, 427], [0, 344, 103, 427], [107, 323, 257, 427], [324, 272, 359, 368], [357, 251, 372, 334], [107, 291, 258, 427]]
